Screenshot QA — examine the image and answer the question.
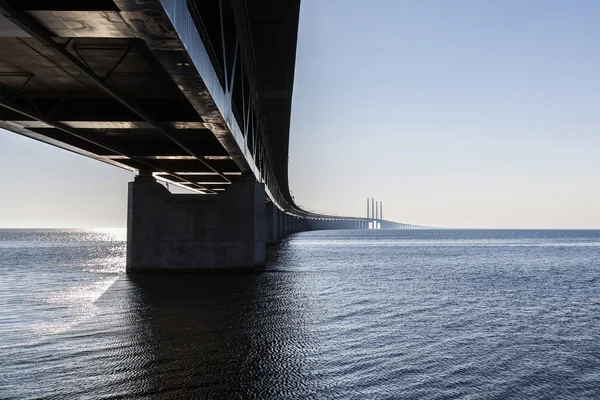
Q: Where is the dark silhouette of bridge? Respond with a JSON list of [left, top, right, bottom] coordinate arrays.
[[0, 0, 429, 271]]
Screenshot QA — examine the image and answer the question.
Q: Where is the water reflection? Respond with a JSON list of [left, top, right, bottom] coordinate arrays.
[[124, 269, 319, 398]]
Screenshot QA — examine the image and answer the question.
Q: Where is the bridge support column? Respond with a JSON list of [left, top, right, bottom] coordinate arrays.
[[265, 202, 279, 244], [285, 213, 289, 234], [281, 213, 287, 235], [126, 174, 265, 271], [278, 210, 284, 237]]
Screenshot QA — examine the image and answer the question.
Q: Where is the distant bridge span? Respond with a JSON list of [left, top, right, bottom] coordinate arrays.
[[0, 0, 429, 270]]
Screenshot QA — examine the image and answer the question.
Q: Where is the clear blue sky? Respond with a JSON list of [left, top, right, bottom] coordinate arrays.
[[1, 0, 599, 228]]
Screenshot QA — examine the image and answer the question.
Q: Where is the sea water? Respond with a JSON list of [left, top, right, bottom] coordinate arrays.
[[1, 229, 599, 399]]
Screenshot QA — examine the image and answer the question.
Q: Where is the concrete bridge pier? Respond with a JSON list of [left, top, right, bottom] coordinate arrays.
[[265, 202, 279, 244], [126, 174, 266, 272], [278, 211, 283, 236], [269, 209, 306, 240], [284, 213, 291, 235], [276, 211, 282, 237], [283, 213, 289, 235]]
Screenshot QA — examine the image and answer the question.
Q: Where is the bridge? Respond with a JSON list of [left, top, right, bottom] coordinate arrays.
[[0, 0, 428, 271]]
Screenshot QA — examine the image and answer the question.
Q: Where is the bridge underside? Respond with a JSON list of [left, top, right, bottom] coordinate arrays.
[[0, 0, 300, 198]]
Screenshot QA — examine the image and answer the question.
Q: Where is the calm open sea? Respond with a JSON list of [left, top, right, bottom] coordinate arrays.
[[1, 229, 600, 399]]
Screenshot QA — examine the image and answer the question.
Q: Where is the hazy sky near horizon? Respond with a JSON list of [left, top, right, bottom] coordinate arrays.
[[1, 0, 599, 228]]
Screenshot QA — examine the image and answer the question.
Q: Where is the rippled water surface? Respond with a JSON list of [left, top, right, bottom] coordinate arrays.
[[1, 229, 600, 399]]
